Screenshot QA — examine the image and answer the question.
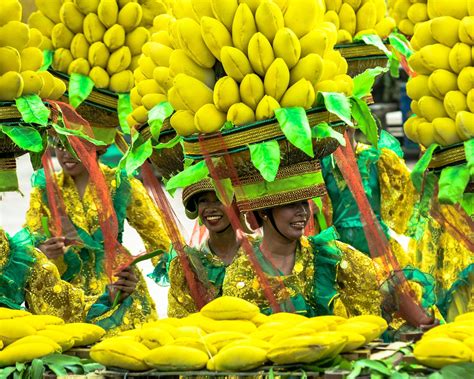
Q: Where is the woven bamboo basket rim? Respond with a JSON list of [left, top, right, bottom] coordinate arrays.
[[345, 55, 388, 62], [336, 40, 390, 58], [0, 103, 22, 121], [428, 143, 466, 170], [50, 69, 118, 111], [138, 119, 173, 140]]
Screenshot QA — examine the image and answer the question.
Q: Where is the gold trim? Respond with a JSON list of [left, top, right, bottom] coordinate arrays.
[[347, 58, 388, 77], [337, 43, 390, 58], [0, 106, 22, 120], [428, 146, 466, 169]]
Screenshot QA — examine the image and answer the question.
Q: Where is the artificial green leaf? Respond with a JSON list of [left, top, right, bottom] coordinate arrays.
[[356, 34, 391, 57], [353, 67, 388, 99], [319, 92, 353, 126], [118, 93, 133, 135], [268, 367, 275, 379], [461, 193, 474, 216], [51, 113, 106, 146], [275, 107, 314, 157], [438, 165, 470, 205], [125, 138, 153, 176], [248, 140, 281, 181], [166, 159, 210, 194], [389, 32, 414, 59], [153, 134, 182, 150], [440, 363, 474, 378], [30, 151, 44, 170], [465, 139, 474, 176], [81, 362, 105, 373], [148, 101, 174, 140], [350, 97, 378, 147], [30, 359, 45, 379], [15, 95, 50, 126], [68, 73, 94, 108], [15, 363, 25, 372], [0, 366, 17, 379], [300, 369, 307, 379], [390, 372, 410, 379], [311, 122, 346, 146], [411, 144, 438, 192], [389, 53, 400, 78], [40, 50, 53, 71], [212, 177, 235, 207], [221, 120, 234, 131], [42, 354, 82, 366], [0, 125, 43, 152], [131, 249, 166, 266]]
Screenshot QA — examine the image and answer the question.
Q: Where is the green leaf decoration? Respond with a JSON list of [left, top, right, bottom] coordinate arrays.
[[350, 97, 378, 147], [15, 95, 50, 126], [311, 122, 346, 146], [153, 134, 182, 150], [51, 120, 107, 146], [30, 359, 45, 379], [319, 92, 353, 126], [40, 50, 53, 71], [221, 120, 234, 131], [0, 125, 43, 152], [465, 139, 474, 176], [389, 32, 414, 59], [411, 144, 438, 192], [389, 53, 400, 78], [68, 73, 95, 108], [125, 135, 153, 176], [148, 101, 174, 140], [440, 363, 474, 378], [118, 93, 133, 135], [353, 67, 388, 99], [438, 165, 470, 205], [166, 159, 210, 194], [356, 34, 391, 57], [248, 140, 281, 181], [461, 193, 474, 216], [275, 107, 314, 157], [0, 366, 17, 379], [212, 177, 235, 206]]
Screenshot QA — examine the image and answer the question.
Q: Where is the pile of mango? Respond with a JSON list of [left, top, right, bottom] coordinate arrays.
[[0, 307, 105, 367], [29, 0, 159, 94], [127, 0, 354, 136], [403, 1, 474, 147], [91, 296, 388, 372], [414, 312, 474, 368], [323, 0, 396, 44], [0, 0, 65, 101], [389, 0, 428, 37]]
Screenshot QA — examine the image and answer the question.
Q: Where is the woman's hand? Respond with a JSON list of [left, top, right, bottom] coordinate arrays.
[[420, 317, 441, 332], [38, 237, 66, 259], [109, 267, 139, 303]]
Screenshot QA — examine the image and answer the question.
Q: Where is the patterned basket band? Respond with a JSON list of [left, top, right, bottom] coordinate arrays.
[[0, 104, 22, 121], [336, 41, 390, 59], [428, 144, 466, 170]]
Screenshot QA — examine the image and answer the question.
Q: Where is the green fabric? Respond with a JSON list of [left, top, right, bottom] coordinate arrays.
[[15, 95, 49, 126], [0, 169, 19, 192], [322, 145, 387, 254], [32, 168, 131, 283], [309, 227, 342, 316], [379, 130, 404, 158], [148, 251, 174, 286], [117, 93, 132, 135], [461, 193, 474, 217], [411, 144, 438, 192], [235, 171, 324, 201], [401, 266, 437, 309], [85, 288, 133, 330], [437, 263, 474, 319], [438, 164, 470, 205], [0, 229, 36, 309], [92, 127, 116, 145]]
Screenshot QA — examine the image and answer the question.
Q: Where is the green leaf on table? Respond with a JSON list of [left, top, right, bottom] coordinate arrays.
[[353, 67, 388, 99], [166, 159, 210, 195], [355, 33, 391, 57], [411, 144, 438, 192], [153, 134, 182, 150], [15, 95, 50, 126], [275, 107, 313, 157], [438, 164, 470, 205], [212, 177, 235, 207], [440, 363, 474, 378], [389, 32, 414, 59], [319, 92, 353, 126], [350, 97, 378, 147], [248, 140, 281, 181], [311, 122, 346, 146], [0, 125, 43, 152], [148, 101, 174, 140], [68, 73, 94, 108], [30, 359, 45, 379], [117, 93, 133, 135], [0, 366, 17, 379], [40, 50, 53, 71]]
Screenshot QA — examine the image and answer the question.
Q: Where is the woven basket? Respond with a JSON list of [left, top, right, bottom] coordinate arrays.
[[183, 106, 346, 178], [428, 143, 466, 171], [336, 41, 389, 77], [139, 119, 184, 179], [0, 103, 27, 157], [50, 70, 119, 130]]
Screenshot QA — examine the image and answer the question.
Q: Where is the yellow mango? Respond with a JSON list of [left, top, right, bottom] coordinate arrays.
[[419, 44, 452, 73], [0, 21, 29, 51], [227, 102, 256, 126], [414, 337, 471, 369], [214, 76, 241, 112], [411, 100, 420, 116], [52, 23, 74, 49], [418, 96, 448, 122], [89, 66, 110, 89], [428, 70, 458, 100], [148, 42, 173, 67], [210, 0, 238, 30], [37, 71, 56, 98], [139, 327, 174, 349], [153, 66, 174, 92], [52, 48, 73, 73], [356, 1, 377, 33], [126, 27, 150, 55], [428, 0, 468, 20], [83, 13, 106, 43], [375, 17, 396, 39], [264, 58, 289, 101], [75, 0, 100, 14], [255, 0, 284, 43], [449, 43, 473, 74], [20, 71, 44, 96], [232, 3, 257, 54], [213, 345, 267, 371], [169, 49, 215, 88], [70, 34, 90, 60], [68, 58, 91, 76], [339, 3, 356, 36], [407, 3, 428, 24], [433, 117, 463, 146], [200, 16, 232, 60], [280, 79, 315, 109], [0, 0, 21, 27], [459, 17, 474, 45], [177, 18, 215, 68], [191, 0, 214, 19], [443, 90, 467, 119], [137, 79, 162, 97], [107, 46, 132, 74], [221, 46, 253, 82], [324, 11, 340, 29], [91, 338, 150, 371], [247, 32, 274, 77], [273, 27, 301, 69], [284, 0, 325, 38], [431, 17, 460, 47], [195, 104, 227, 133], [109, 70, 134, 92], [255, 95, 280, 120], [144, 345, 208, 371], [104, 24, 125, 51], [0, 318, 35, 345], [49, 77, 66, 100], [170, 73, 213, 112], [26, 28, 44, 48], [398, 19, 414, 36], [0, 343, 56, 367], [0, 46, 20, 75], [337, 321, 381, 344], [153, 14, 175, 32], [240, 73, 264, 110], [97, 0, 118, 28], [411, 21, 436, 50], [142, 93, 168, 110], [456, 111, 474, 139], [403, 116, 424, 143], [132, 106, 148, 124], [290, 53, 323, 85], [118, 2, 143, 31], [300, 29, 329, 57], [28, 11, 55, 38], [314, 79, 339, 94], [37, 329, 74, 352], [467, 89, 474, 112], [88, 42, 110, 68], [151, 30, 172, 47], [170, 110, 199, 136], [408, 52, 431, 75], [457, 67, 474, 94], [60, 2, 84, 34]]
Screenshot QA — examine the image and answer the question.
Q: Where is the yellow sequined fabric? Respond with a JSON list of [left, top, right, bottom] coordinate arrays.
[[0, 229, 8, 269], [377, 148, 417, 235]]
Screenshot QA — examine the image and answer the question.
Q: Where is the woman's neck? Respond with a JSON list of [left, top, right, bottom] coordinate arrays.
[[71, 171, 90, 200], [260, 225, 298, 275], [208, 226, 240, 265]]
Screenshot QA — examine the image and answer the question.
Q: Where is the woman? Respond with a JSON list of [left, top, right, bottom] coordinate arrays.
[[24, 143, 170, 328], [0, 227, 140, 334], [161, 179, 244, 318]]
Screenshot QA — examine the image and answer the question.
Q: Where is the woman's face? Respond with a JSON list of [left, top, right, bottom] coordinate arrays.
[[55, 147, 87, 177], [197, 191, 231, 233], [267, 201, 310, 241]]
